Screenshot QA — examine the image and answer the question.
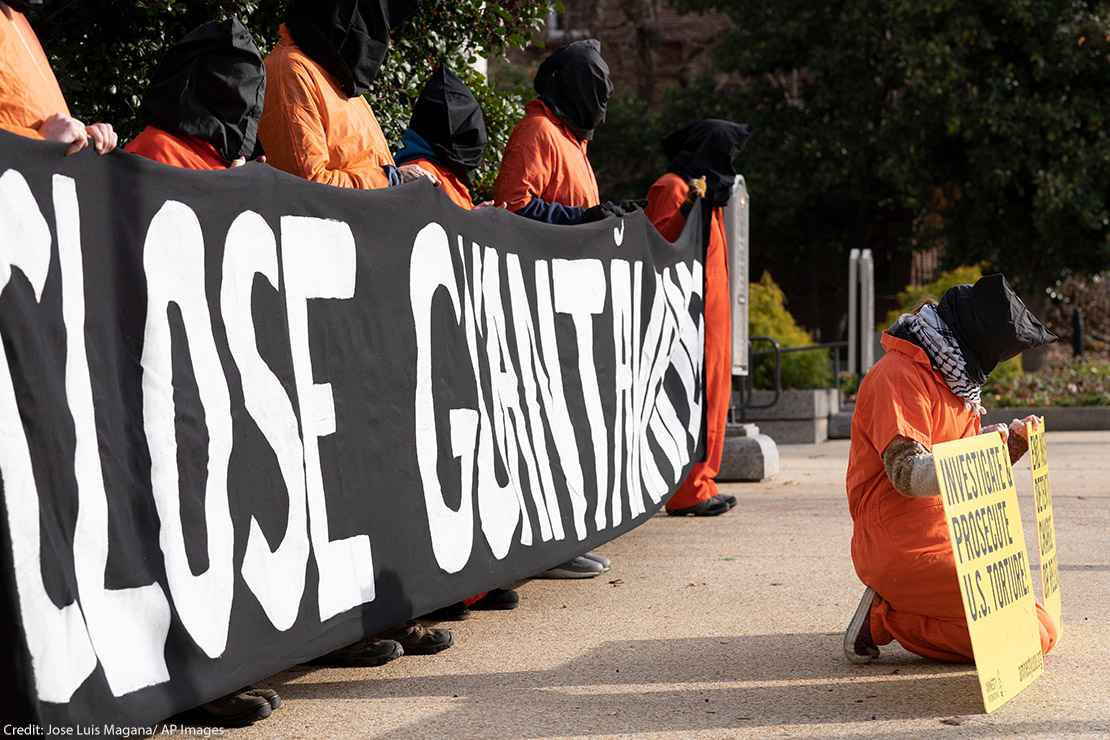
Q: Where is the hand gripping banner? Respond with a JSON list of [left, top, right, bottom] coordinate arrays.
[[0, 131, 709, 727]]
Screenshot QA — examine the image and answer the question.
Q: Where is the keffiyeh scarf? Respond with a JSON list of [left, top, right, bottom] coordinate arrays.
[[890, 304, 985, 415]]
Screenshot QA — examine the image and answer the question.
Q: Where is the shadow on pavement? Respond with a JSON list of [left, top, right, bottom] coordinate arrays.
[[270, 633, 986, 737]]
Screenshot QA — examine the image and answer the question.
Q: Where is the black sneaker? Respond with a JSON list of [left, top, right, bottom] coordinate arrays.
[[176, 691, 271, 728], [240, 686, 281, 710], [471, 588, 519, 610], [424, 601, 471, 621], [379, 622, 454, 655], [844, 587, 880, 663], [310, 638, 404, 667], [720, 493, 738, 509], [667, 496, 730, 517]]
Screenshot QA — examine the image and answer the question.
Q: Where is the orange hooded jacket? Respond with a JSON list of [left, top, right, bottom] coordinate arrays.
[[646, 172, 731, 511], [259, 25, 394, 190], [0, 7, 69, 139], [404, 157, 473, 210], [125, 126, 226, 170], [493, 99, 599, 213]]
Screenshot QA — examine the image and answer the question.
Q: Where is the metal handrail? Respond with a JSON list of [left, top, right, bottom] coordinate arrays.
[[733, 336, 781, 422]]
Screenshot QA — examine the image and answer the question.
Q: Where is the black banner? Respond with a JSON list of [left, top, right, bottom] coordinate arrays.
[[0, 131, 707, 727]]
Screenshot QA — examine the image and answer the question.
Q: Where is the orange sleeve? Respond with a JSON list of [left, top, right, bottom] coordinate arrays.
[[259, 59, 387, 190], [857, 361, 935, 453], [645, 174, 689, 242], [0, 122, 44, 139], [493, 119, 554, 211]]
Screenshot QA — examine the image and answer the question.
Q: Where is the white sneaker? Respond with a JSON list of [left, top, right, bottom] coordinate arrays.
[[844, 586, 880, 664], [540, 555, 605, 579]]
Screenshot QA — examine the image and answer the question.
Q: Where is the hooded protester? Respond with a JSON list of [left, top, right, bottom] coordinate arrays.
[[646, 119, 752, 517], [123, 23, 277, 727], [492, 39, 616, 225], [843, 274, 1059, 664], [258, 0, 426, 189], [125, 18, 265, 169], [393, 66, 488, 209], [0, 1, 117, 154]]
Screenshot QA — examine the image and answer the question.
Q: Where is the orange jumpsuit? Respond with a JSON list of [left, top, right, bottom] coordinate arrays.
[[259, 25, 394, 189], [0, 7, 70, 139], [848, 333, 1058, 662], [493, 99, 599, 212], [125, 126, 226, 170], [404, 157, 474, 210], [646, 173, 731, 511]]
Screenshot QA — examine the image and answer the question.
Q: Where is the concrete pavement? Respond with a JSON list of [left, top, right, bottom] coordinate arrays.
[[234, 432, 1110, 738]]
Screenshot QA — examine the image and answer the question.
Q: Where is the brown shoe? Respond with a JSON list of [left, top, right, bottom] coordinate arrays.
[[176, 691, 271, 728], [310, 638, 404, 667], [378, 621, 454, 655]]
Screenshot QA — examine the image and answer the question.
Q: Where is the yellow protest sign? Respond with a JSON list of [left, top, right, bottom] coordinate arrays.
[[933, 432, 1043, 713], [1027, 421, 1062, 642]]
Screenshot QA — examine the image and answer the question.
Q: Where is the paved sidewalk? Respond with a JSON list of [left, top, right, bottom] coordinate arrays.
[[235, 432, 1110, 739]]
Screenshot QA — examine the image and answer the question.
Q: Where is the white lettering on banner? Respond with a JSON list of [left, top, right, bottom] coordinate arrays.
[[411, 223, 475, 573], [222, 211, 309, 631], [479, 246, 547, 545], [0, 161, 708, 708], [609, 259, 640, 527], [141, 201, 235, 659], [460, 240, 520, 560], [280, 215, 374, 621], [56, 175, 171, 695], [0, 169, 97, 702], [506, 255, 566, 541], [551, 259, 609, 531], [527, 260, 589, 541]]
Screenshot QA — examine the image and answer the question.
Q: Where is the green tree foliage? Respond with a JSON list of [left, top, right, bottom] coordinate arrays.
[[32, 1, 549, 196], [627, 0, 1110, 289], [749, 272, 833, 389]]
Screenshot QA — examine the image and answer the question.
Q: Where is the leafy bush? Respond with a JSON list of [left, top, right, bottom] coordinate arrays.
[[881, 264, 985, 329], [749, 272, 832, 389], [983, 359, 1110, 407]]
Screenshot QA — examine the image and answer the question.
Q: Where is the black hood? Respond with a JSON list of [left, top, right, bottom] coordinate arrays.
[[936, 273, 1057, 383], [534, 39, 612, 140], [405, 66, 487, 184], [141, 18, 266, 165], [286, 0, 416, 98], [663, 119, 752, 208]]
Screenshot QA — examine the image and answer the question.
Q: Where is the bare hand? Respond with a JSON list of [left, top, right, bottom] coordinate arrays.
[[473, 200, 495, 209], [397, 163, 439, 185], [40, 113, 88, 155], [1010, 414, 1042, 438], [980, 422, 1009, 444], [684, 176, 707, 205], [85, 123, 118, 154], [230, 157, 247, 168]]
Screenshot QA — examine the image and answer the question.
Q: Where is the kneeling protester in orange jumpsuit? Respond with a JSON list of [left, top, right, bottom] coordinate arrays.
[[0, 0, 117, 154], [258, 0, 424, 190], [844, 274, 1060, 663], [123, 19, 281, 729], [126, 18, 265, 171], [646, 120, 752, 517]]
